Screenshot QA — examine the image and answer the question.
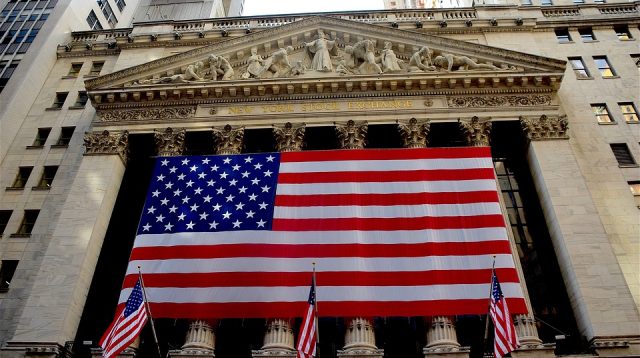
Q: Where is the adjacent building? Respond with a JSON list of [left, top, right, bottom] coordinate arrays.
[[0, 1, 638, 357]]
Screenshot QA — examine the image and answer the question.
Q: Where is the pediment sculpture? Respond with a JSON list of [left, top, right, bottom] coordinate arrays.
[[126, 30, 519, 87]]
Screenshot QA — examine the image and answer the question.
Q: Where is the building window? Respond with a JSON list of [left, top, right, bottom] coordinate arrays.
[[630, 181, 640, 195], [67, 63, 83, 77], [115, 0, 126, 11], [573, 0, 584, 3], [31, 128, 51, 147], [568, 57, 590, 79], [10, 167, 33, 189], [593, 56, 616, 77], [72, 91, 88, 108], [619, 103, 639, 123], [631, 54, 640, 68], [0, 211, 11, 237], [554, 28, 571, 43], [578, 27, 596, 41], [88, 61, 104, 76], [55, 126, 75, 146], [541, 0, 553, 5], [592, 104, 614, 123], [86, 10, 103, 30], [614, 25, 632, 40], [35, 166, 58, 189], [0, 260, 18, 293], [97, 0, 117, 28], [14, 210, 39, 236], [593, 0, 605, 3], [610, 143, 637, 166], [50, 92, 68, 109]]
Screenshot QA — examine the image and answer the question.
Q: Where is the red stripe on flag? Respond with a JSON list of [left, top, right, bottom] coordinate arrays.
[[275, 191, 499, 206], [277, 168, 496, 183], [272, 215, 506, 231], [280, 147, 492, 162], [121, 268, 521, 289]]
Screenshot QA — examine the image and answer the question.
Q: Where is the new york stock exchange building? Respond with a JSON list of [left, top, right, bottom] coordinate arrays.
[[0, 4, 639, 358]]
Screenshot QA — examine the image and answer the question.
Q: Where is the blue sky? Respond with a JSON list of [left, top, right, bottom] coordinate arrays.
[[242, 0, 385, 16]]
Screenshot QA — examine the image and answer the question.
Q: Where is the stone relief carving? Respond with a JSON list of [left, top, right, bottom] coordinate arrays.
[[335, 120, 368, 149], [448, 95, 552, 108], [433, 53, 501, 71], [379, 41, 404, 73], [409, 46, 436, 72], [398, 118, 430, 148], [460, 116, 492, 147], [135, 62, 207, 84], [273, 122, 306, 152], [83, 130, 129, 163], [212, 124, 244, 155], [346, 39, 382, 75], [154, 127, 186, 156], [520, 114, 569, 140], [97, 107, 196, 122], [304, 29, 338, 72], [208, 54, 234, 80], [242, 47, 266, 79]]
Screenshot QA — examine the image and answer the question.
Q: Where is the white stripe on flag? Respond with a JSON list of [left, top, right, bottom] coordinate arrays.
[[279, 158, 494, 173], [276, 180, 498, 195]]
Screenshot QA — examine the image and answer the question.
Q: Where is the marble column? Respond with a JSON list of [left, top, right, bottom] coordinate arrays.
[[397, 119, 470, 357], [334, 120, 383, 358], [252, 122, 305, 358], [521, 115, 639, 357], [3, 131, 129, 353]]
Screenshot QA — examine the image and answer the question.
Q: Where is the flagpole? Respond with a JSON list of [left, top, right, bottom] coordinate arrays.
[[137, 266, 163, 358], [482, 255, 497, 356], [313, 262, 320, 358]]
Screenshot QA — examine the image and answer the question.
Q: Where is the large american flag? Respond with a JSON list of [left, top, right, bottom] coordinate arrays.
[[118, 147, 527, 318]]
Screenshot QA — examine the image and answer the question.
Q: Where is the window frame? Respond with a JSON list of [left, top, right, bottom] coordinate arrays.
[[0, 210, 12, 237], [578, 27, 596, 42], [593, 56, 616, 78], [610, 143, 637, 167], [31, 127, 51, 147], [10, 166, 33, 189], [49, 92, 68, 109], [619, 102, 639, 123], [88, 61, 104, 76], [554, 28, 572, 43], [591, 103, 614, 124], [614, 25, 633, 40], [34, 165, 58, 189], [71, 91, 88, 108], [54, 126, 75, 147], [0, 260, 19, 293], [568, 57, 591, 79], [13, 210, 39, 236], [86, 10, 102, 30], [67, 63, 83, 77]]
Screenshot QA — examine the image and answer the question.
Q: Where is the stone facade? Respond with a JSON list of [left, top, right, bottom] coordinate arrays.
[[0, 3, 638, 358]]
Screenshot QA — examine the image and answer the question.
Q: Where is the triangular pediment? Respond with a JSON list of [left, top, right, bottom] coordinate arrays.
[[85, 16, 566, 109]]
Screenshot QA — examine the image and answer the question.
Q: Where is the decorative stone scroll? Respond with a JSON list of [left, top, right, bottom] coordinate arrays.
[[397, 118, 430, 148], [154, 127, 186, 157], [460, 116, 492, 147], [520, 114, 569, 140], [337, 318, 384, 358], [447, 95, 552, 108], [212, 124, 244, 155], [83, 130, 129, 164], [273, 122, 306, 152], [335, 120, 368, 150], [97, 107, 196, 122]]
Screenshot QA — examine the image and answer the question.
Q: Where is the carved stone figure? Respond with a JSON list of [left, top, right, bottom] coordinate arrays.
[[208, 54, 234, 80], [520, 114, 569, 140], [409, 46, 436, 72], [290, 60, 306, 76], [349, 39, 382, 75], [263, 46, 294, 78], [273, 122, 306, 152], [335, 120, 368, 149], [154, 127, 186, 157], [134, 62, 206, 84], [397, 118, 430, 148], [433, 53, 500, 71], [212, 124, 244, 155], [335, 59, 354, 75], [379, 41, 403, 73], [304, 29, 337, 72], [460, 116, 492, 146], [242, 47, 265, 79]]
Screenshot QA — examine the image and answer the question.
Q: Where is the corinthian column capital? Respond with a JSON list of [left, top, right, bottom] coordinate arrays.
[[398, 118, 430, 148], [273, 122, 306, 152], [212, 124, 244, 155], [460, 116, 492, 147], [154, 127, 186, 156], [335, 120, 368, 150], [83, 130, 129, 164]]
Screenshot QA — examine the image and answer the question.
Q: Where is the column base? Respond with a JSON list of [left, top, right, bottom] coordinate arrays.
[[90, 347, 138, 358], [590, 335, 640, 357], [423, 345, 470, 357], [251, 349, 297, 357], [337, 348, 384, 358], [510, 343, 555, 358], [0, 342, 63, 358], [167, 348, 215, 358]]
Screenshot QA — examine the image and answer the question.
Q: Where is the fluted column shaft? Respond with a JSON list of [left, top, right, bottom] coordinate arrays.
[[182, 320, 216, 350]]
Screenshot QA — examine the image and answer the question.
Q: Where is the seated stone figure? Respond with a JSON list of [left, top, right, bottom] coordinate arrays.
[[262, 46, 294, 78], [433, 53, 501, 71], [409, 46, 436, 72], [208, 54, 234, 80]]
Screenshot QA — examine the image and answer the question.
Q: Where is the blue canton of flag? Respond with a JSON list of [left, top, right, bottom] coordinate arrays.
[[138, 153, 280, 235]]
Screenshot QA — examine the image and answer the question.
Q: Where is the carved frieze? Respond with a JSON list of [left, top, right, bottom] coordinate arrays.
[[397, 118, 430, 148], [335, 120, 368, 149], [97, 106, 196, 122], [520, 114, 569, 140], [154, 127, 186, 156], [448, 95, 551, 108], [460, 116, 492, 147], [83, 130, 129, 163], [273, 122, 306, 152], [212, 124, 244, 155]]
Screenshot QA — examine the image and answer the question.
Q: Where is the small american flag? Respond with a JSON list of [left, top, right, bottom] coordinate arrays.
[[490, 271, 519, 358], [296, 281, 317, 358], [100, 279, 148, 358]]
